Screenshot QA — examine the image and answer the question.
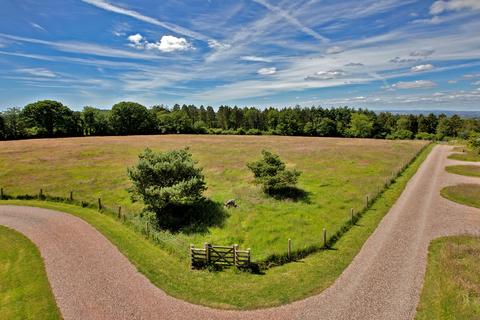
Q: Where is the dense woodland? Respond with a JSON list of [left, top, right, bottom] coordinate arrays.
[[0, 100, 479, 141]]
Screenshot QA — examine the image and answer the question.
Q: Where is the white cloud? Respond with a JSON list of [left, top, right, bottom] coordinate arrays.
[[392, 80, 437, 89], [326, 46, 344, 54], [411, 64, 434, 72], [448, 80, 458, 83], [410, 49, 435, 57], [257, 67, 277, 75], [305, 69, 346, 80], [16, 68, 57, 78], [472, 80, 480, 85], [128, 34, 193, 53], [390, 56, 418, 63], [430, 0, 480, 15], [127, 33, 143, 46], [208, 40, 231, 50], [241, 55, 272, 62], [30, 22, 46, 32]]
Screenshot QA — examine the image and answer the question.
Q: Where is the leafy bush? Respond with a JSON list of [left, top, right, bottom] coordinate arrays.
[[247, 150, 301, 196], [469, 131, 480, 153], [386, 129, 413, 140], [415, 132, 435, 140], [127, 148, 207, 229]]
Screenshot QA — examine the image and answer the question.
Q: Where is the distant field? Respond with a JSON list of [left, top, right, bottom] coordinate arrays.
[[417, 236, 480, 319], [0, 135, 426, 259]]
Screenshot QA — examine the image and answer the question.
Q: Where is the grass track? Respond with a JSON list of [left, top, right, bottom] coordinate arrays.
[[441, 184, 480, 209], [416, 236, 480, 319], [0, 225, 60, 320], [0, 144, 433, 309]]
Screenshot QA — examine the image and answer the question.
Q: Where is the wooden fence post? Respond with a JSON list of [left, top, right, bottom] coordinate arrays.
[[190, 244, 195, 269], [0, 188, 3, 200], [233, 244, 238, 267], [323, 228, 327, 248], [98, 198, 102, 211], [247, 248, 251, 264], [69, 191, 73, 201], [288, 238, 292, 260], [39, 188, 43, 198], [118, 206, 122, 219], [204, 242, 210, 264], [366, 195, 369, 207], [351, 208, 354, 225]]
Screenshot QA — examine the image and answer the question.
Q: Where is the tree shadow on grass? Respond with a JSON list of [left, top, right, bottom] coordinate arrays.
[[267, 186, 311, 203], [155, 199, 229, 234]]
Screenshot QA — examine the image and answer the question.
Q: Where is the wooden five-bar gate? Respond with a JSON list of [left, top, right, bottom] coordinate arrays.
[[190, 243, 251, 268]]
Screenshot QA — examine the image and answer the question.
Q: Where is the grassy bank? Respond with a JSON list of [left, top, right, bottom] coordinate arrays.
[[446, 165, 480, 177], [0, 143, 433, 309], [416, 236, 480, 319], [441, 184, 480, 209], [0, 226, 60, 319]]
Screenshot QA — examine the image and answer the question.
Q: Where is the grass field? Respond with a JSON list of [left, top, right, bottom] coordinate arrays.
[[446, 165, 480, 177], [416, 236, 480, 319], [0, 135, 426, 260], [448, 149, 480, 162], [0, 225, 60, 319], [441, 184, 480, 209], [0, 143, 433, 309]]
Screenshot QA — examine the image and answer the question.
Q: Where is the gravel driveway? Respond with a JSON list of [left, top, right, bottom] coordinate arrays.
[[1, 145, 479, 319]]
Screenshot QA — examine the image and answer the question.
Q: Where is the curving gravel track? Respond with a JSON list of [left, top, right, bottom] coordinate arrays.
[[1, 145, 479, 320]]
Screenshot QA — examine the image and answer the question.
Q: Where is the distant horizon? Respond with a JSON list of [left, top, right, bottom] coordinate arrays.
[[1, 1, 480, 110]]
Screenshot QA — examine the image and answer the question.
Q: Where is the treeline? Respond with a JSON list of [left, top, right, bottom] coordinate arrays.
[[0, 100, 479, 141]]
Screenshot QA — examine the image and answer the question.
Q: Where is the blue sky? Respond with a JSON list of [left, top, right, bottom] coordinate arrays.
[[0, 0, 480, 111]]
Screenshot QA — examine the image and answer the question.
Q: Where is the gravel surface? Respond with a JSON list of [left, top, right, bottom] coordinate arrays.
[[1, 145, 479, 320]]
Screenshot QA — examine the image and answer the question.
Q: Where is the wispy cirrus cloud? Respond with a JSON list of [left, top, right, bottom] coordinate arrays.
[[392, 80, 437, 89], [16, 68, 57, 78], [81, 0, 213, 43]]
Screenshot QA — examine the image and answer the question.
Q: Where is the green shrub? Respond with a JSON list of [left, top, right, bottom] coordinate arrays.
[[468, 131, 480, 153], [386, 129, 413, 140], [415, 132, 435, 140], [127, 148, 207, 229], [247, 150, 301, 196]]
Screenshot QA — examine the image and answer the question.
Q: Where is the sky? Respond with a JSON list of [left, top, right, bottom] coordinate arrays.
[[0, 0, 480, 111]]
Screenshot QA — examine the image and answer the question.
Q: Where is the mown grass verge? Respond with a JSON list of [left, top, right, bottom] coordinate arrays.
[[416, 236, 480, 319], [448, 149, 480, 162], [0, 225, 61, 319], [441, 184, 480, 209], [446, 165, 480, 177], [0, 144, 434, 309]]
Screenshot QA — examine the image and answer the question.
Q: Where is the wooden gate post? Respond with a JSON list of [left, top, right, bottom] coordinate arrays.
[[39, 188, 43, 198], [98, 198, 102, 211], [233, 244, 238, 267], [118, 206, 122, 219], [0, 187, 3, 200], [190, 244, 194, 269], [351, 208, 354, 224], [366, 195, 369, 207], [69, 191, 73, 201], [204, 242, 211, 264]]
